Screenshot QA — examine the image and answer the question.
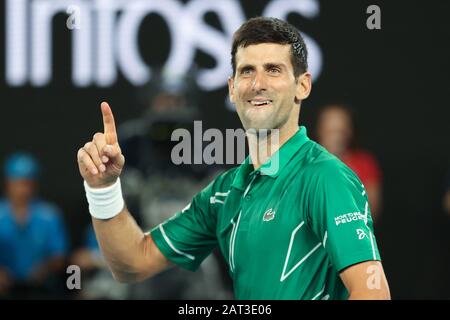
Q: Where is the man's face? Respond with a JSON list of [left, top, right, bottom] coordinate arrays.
[[228, 43, 307, 131], [317, 107, 353, 155], [5, 179, 35, 205]]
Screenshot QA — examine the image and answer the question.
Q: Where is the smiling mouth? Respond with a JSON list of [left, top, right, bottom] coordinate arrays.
[[247, 99, 273, 107]]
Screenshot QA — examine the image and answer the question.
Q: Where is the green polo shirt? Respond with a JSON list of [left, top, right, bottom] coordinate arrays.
[[150, 126, 381, 300]]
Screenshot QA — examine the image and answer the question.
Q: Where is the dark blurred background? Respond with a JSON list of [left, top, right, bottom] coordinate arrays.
[[0, 0, 449, 299]]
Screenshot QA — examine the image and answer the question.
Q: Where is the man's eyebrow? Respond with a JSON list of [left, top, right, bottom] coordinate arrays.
[[263, 62, 287, 70], [237, 64, 255, 71], [237, 63, 287, 71]]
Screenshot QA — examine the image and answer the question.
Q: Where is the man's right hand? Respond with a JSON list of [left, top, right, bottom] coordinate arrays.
[[77, 102, 125, 188]]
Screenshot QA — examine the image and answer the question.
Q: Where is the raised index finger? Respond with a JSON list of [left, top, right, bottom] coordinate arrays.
[[100, 102, 118, 145]]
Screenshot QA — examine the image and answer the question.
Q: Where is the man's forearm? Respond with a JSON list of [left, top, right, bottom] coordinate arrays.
[[78, 103, 167, 283], [92, 207, 155, 283], [348, 290, 391, 300]]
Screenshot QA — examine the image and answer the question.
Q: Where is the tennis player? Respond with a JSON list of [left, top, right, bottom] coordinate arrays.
[[77, 17, 390, 300]]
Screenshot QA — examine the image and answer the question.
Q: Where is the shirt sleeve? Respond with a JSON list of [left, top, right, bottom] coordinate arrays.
[[149, 179, 218, 271], [307, 160, 381, 272]]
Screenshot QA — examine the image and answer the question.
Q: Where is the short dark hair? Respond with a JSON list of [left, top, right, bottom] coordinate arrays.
[[231, 17, 308, 78]]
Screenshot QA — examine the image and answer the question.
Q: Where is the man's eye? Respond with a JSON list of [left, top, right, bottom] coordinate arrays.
[[241, 69, 252, 75], [268, 68, 280, 74]]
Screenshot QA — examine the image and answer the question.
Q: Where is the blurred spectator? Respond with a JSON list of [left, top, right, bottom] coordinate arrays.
[[315, 103, 383, 221], [70, 225, 104, 274], [0, 153, 68, 298]]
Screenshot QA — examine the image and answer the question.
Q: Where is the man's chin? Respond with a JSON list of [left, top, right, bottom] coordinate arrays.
[[243, 122, 276, 133]]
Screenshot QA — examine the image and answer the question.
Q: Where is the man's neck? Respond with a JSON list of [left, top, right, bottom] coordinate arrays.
[[11, 201, 29, 224], [247, 124, 299, 170]]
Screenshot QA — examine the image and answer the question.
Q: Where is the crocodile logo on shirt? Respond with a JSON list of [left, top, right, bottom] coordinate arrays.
[[263, 208, 276, 222]]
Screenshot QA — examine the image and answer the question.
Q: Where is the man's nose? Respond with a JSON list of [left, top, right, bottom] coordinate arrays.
[[251, 71, 267, 91]]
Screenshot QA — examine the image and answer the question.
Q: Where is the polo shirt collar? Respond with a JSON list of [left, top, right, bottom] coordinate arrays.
[[231, 126, 310, 190]]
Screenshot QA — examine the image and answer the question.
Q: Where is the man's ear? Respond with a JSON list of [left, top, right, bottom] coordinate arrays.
[[228, 76, 236, 104], [294, 72, 312, 104]]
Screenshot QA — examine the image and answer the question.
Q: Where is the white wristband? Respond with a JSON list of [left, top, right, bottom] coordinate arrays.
[[84, 178, 125, 220]]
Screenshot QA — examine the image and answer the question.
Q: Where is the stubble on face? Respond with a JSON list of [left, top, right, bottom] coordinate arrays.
[[229, 43, 300, 133]]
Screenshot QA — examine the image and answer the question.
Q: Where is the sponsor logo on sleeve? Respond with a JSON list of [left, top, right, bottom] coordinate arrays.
[[334, 211, 364, 226]]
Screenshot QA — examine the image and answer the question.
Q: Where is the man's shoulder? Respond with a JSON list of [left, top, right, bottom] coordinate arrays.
[[31, 200, 63, 221], [0, 198, 8, 209], [0, 199, 10, 218], [300, 141, 358, 182], [204, 165, 241, 193]]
